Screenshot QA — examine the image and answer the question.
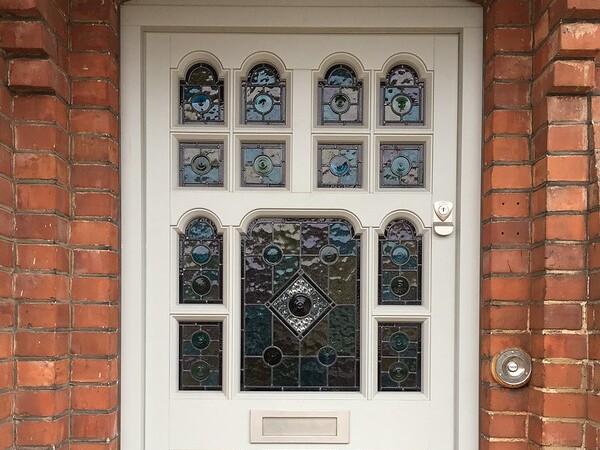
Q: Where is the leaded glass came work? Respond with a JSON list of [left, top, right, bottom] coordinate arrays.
[[179, 142, 224, 186], [380, 64, 424, 126], [241, 143, 286, 187], [242, 64, 286, 124], [318, 65, 362, 125], [179, 322, 223, 390], [380, 143, 424, 188], [318, 144, 362, 188], [379, 219, 422, 305], [179, 217, 223, 303], [378, 322, 421, 391], [241, 217, 360, 391], [180, 63, 224, 124]]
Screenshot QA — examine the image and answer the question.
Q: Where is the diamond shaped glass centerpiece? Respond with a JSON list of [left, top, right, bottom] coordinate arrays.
[[266, 271, 335, 338]]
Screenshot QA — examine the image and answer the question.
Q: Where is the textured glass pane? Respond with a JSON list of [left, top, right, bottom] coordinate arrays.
[[179, 218, 223, 304], [179, 142, 224, 187], [180, 63, 224, 124], [319, 65, 362, 125], [179, 322, 223, 390], [241, 218, 360, 391], [378, 219, 422, 305], [242, 64, 286, 124], [241, 143, 286, 187], [379, 143, 424, 188], [380, 64, 424, 126], [318, 144, 361, 188], [378, 322, 421, 391]]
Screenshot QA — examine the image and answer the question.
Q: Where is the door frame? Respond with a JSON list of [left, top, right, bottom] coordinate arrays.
[[120, 3, 482, 449]]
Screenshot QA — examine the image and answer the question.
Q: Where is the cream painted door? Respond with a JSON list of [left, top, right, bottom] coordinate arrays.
[[143, 26, 461, 450]]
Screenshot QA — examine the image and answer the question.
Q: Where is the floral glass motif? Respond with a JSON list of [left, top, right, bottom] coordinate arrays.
[[180, 63, 224, 124], [179, 142, 224, 186], [318, 144, 362, 188], [380, 64, 424, 126], [241, 143, 286, 187], [380, 143, 424, 188], [179, 322, 223, 390], [318, 64, 362, 125], [378, 322, 421, 391], [241, 217, 360, 391], [379, 219, 422, 305], [179, 217, 223, 304], [242, 64, 286, 124]]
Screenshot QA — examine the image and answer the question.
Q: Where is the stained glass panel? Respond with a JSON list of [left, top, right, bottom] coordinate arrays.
[[379, 219, 422, 305], [378, 322, 421, 391], [179, 218, 223, 304], [380, 64, 424, 126], [179, 322, 223, 390], [241, 217, 360, 391], [180, 63, 224, 124], [380, 143, 424, 188], [318, 65, 362, 125], [242, 64, 286, 124], [318, 144, 362, 188], [241, 143, 286, 187], [179, 142, 224, 186]]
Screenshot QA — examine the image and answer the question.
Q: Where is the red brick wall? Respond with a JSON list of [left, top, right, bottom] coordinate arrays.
[[0, 0, 119, 448]]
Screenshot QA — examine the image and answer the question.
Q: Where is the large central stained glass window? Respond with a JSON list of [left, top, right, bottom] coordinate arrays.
[[241, 217, 360, 391]]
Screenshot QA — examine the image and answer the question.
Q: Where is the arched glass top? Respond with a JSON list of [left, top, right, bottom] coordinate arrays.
[[325, 64, 357, 86], [180, 62, 224, 124], [248, 64, 280, 85]]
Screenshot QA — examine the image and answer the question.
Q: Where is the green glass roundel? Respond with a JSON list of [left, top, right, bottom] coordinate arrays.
[[319, 245, 339, 265], [318, 346, 337, 366], [191, 155, 212, 175], [254, 93, 274, 114], [390, 156, 411, 177], [253, 155, 274, 175], [288, 294, 312, 317], [389, 332, 409, 352], [390, 276, 410, 297], [191, 330, 211, 350], [390, 245, 410, 266], [190, 360, 211, 381], [263, 346, 283, 366], [388, 361, 410, 382], [191, 244, 211, 265], [191, 275, 212, 296], [391, 94, 412, 115], [263, 245, 284, 265]]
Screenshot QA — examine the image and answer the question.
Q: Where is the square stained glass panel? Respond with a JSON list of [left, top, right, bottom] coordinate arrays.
[[241, 143, 286, 187], [180, 142, 224, 187], [380, 143, 424, 188], [179, 322, 223, 390], [318, 144, 362, 188], [378, 322, 422, 392]]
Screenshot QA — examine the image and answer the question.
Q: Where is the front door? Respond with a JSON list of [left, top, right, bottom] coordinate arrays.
[[133, 5, 481, 449]]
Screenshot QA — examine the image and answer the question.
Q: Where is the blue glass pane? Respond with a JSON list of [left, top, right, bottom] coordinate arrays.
[[380, 64, 424, 126], [241, 143, 286, 187], [318, 144, 362, 188], [241, 218, 360, 391], [180, 142, 224, 187], [319, 65, 362, 125], [179, 322, 223, 390], [180, 63, 224, 124], [378, 322, 421, 391], [379, 143, 424, 188], [243, 64, 286, 124]]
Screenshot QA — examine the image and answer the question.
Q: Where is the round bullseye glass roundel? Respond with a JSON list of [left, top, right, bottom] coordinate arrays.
[[191, 330, 210, 350], [254, 93, 274, 114], [388, 361, 410, 382], [190, 360, 211, 381], [190, 155, 212, 175], [253, 155, 274, 175], [319, 245, 339, 265], [390, 156, 411, 177], [391, 94, 412, 115], [329, 156, 350, 177], [191, 275, 212, 296], [263, 346, 283, 366], [389, 332, 410, 352], [330, 93, 351, 114], [191, 93, 211, 113], [263, 245, 283, 265], [390, 276, 410, 297], [390, 245, 410, 266], [318, 346, 337, 366], [288, 294, 312, 317], [191, 245, 211, 265]]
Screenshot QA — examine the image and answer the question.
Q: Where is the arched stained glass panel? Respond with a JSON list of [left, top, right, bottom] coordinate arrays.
[[179, 217, 223, 304], [318, 64, 362, 125], [380, 64, 424, 126], [378, 219, 422, 305], [180, 63, 224, 124], [242, 63, 286, 124]]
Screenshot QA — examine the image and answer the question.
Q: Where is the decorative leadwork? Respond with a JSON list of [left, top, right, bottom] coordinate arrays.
[[380, 64, 424, 126], [241, 143, 286, 187], [241, 218, 360, 391], [378, 219, 422, 305], [379, 143, 424, 188], [179, 218, 223, 304], [318, 65, 362, 125], [179, 322, 223, 390], [242, 64, 286, 124], [318, 144, 362, 188], [179, 142, 224, 186], [378, 322, 422, 391], [180, 63, 224, 124]]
